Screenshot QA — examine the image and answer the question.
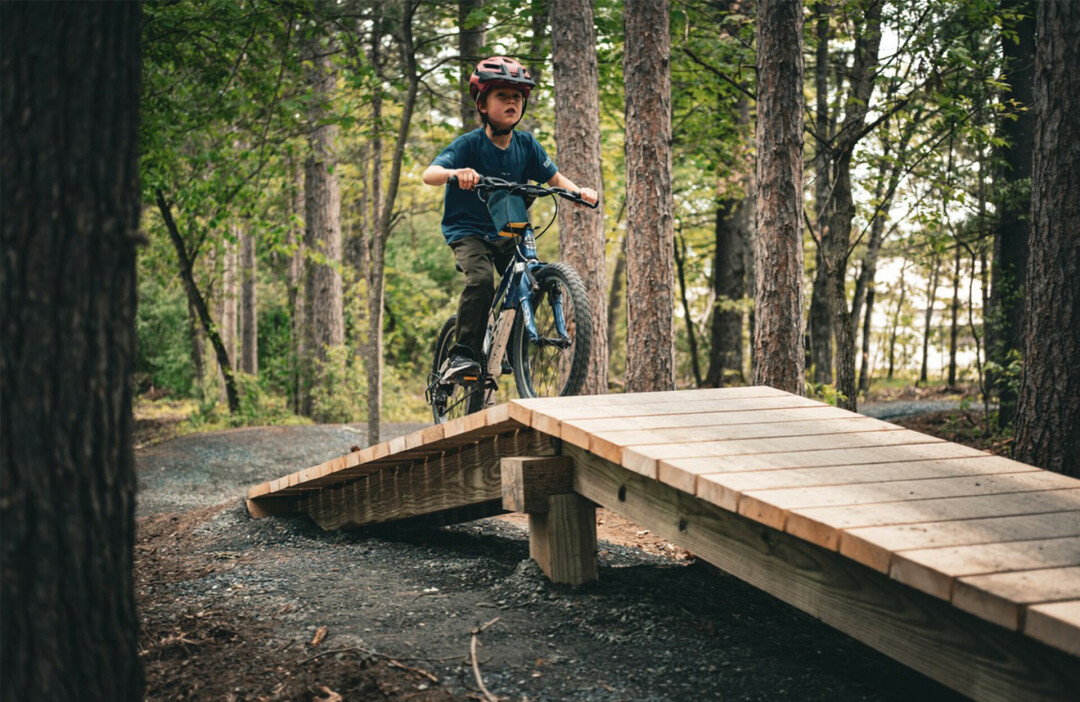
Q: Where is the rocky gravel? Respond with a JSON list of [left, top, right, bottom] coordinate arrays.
[[136, 421, 966, 701]]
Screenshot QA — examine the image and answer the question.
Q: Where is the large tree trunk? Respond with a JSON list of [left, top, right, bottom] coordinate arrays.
[[458, 0, 484, 131], [303, 42, 345, 419], [1014, 1, 1080, 477], [990, 0, 1035, 428], [822, 0, 882, 411], [624, 0, 674, 392], [240, 228, 258, 375], [552, 0, 607, 394], [364, 13, 385, 440], [1, 3, 143, 698], [753, 0, 805, 395]]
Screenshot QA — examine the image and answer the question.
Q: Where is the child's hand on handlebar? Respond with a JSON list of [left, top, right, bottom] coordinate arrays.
[[576, 188, 599, 207], [453, 168, 481, 190]]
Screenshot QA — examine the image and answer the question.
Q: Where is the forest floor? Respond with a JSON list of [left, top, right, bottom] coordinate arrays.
[[134, 389, 993, 701]]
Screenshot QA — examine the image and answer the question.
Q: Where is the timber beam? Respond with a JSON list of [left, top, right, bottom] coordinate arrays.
[[563, 443, 1080, 702], [502, 456, 598, 586]]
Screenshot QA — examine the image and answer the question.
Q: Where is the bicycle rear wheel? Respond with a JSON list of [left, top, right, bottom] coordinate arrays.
[[430, 315, 484, 424], [510, 263, 592, 398]]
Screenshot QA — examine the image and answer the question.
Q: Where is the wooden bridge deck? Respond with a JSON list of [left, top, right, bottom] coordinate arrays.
[[248, 387, 1080, 701]]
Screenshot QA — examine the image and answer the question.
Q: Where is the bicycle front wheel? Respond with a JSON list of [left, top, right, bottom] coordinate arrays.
[[510, 263, 593, 398], [430, 315, 484, 424]]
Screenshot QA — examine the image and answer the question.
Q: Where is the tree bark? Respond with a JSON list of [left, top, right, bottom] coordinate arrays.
[[919, 251, 941, 385], [858, 285, 875, 396], [303, 40, 345, 419], [365, 11, 385, 440], [552, 0, 608, 394], [888, 261, 907, 379], [458, 0, 485, 131], [990, 0, 1035, 428], [1, 3, 143, 698], [822, 0, 882, 410], [808, 0, 833, 386], [624, 0, 675, 392], [948, 244, 961, 388], [1014, 0, 1080, 477], [368, 0, 421, 442], [753, 0, 805, 395], [674, 232, 702, 386], [240, 228, 258, 375], [607, 234, 626, 358], [156, 192, 241, 414], [221, 230, 239, 379], [287, 158, 305, 413], [705, 197, 747, 387]]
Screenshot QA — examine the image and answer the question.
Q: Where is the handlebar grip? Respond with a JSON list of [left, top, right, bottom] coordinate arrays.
[[447, 175, 459, 186]]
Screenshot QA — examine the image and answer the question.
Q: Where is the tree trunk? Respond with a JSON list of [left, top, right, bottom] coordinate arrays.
[[858, 285, 875, 396], [365, 13, 385, 440], [1014, 0, 1080, 477], [888, 262, 907, 379], [808, 255, 833, 383], [156, 192, 241, 414], [753, 0, 805, 395], [990, 0, 1035, 428], [458, 0, 485, 131], [808, 1, 833, 386], [674, 232, 702, 386], [368, 1, 421, 442], [287, 159, 305, 413], [1, 3, 143, 698], [948, 244, 961, 388], [919, 252, 941, 385], [240, 229, 258, 375], [623, 0, 674, 392], [221, 232, 239, 381], [187, 297, 205, 387], [822, 0, 882, 411], [607, 234, 626, 358], [303, 41, 345, 419], [705, 197, 747, 387], [552, 0, 607, 394]]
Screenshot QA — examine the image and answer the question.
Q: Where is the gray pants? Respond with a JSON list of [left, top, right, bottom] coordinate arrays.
[[450, 236, 518, 361]]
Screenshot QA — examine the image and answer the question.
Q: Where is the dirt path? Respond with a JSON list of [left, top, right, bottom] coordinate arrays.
[[136, 423, 965, 701]]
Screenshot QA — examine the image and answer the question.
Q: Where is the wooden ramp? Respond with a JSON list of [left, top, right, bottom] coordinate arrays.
[[248, 387, 1080, 701]]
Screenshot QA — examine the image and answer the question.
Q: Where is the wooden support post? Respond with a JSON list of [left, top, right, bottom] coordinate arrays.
[[502, 456, 598, 586]]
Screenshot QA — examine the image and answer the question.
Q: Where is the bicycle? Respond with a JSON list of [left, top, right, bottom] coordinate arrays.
[[426, 176, 598, 424]]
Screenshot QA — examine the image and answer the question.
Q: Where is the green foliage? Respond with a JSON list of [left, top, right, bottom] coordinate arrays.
[[136, 277, 196, 396]]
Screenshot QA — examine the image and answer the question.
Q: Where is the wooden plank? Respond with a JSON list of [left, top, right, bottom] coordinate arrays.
[[953, 567, 1080, 631], [561, 404, 860, 434], [298, 429, 554, 529], [787, 489, 1080, 551], [528, 493, 598, 586], [587, 416, 903, 465], [703, 456, 1027, 495], [738, 471, 1071, 531], [513, 386, 789, 411], [889, 536, 1080, 600], [841, 511, 1080, 573], [564, 444, 1080, 702], [628, 429, 945, 480], [660, 443, 991, 496], [523, 394, 826, 424], [1026, 601, 1080, 657], [501, 456, 574, 513]]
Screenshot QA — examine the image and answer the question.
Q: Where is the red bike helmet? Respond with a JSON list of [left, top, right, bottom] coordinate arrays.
[[469, 56, 536, 134]]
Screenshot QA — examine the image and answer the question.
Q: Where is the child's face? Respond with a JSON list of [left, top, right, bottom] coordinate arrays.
[[481, 89, 524, 130]]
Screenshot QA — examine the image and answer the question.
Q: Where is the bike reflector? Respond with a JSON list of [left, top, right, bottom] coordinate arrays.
[[487, 190, 531, 238]]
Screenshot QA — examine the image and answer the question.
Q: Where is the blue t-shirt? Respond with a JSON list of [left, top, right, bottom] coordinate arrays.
[[431, 128, 559, 244]]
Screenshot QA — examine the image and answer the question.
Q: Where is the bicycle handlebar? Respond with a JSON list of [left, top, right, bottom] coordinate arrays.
[[447, 175, 599, 209]]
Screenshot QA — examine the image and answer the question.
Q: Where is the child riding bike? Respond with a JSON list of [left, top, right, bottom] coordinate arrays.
[[422, 56, 598, 383]]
